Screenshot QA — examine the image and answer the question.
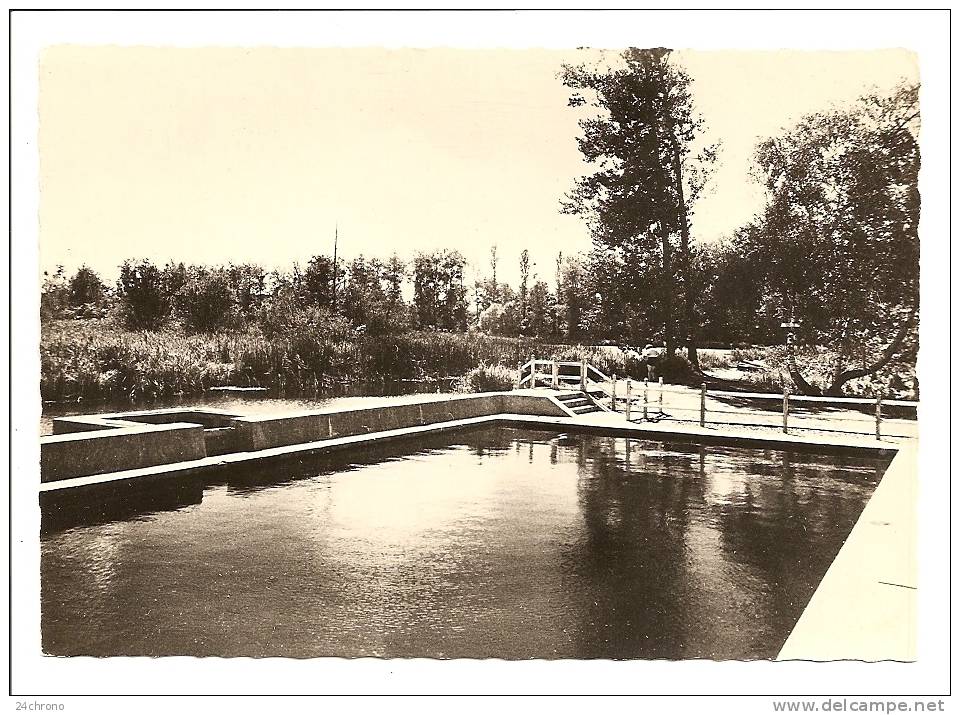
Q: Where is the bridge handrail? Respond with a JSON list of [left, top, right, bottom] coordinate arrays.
[[518, 358, 917, 409]]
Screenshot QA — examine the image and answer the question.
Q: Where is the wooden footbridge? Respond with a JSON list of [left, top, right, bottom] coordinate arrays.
[[516, 358, 663, 420], [516, 357, 917, 439]]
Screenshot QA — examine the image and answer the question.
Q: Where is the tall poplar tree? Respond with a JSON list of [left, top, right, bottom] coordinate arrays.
[[560, 48, 715, 361]]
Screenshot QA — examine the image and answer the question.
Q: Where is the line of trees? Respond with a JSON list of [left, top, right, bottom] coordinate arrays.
[[43, 252, 461, 337], [41, 230, 850, 353], [40, 248, 625, 343]]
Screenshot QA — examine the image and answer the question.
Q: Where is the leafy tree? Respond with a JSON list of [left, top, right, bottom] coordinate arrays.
[[301, 255, 338, 309], [412, 250, 467, 331], [526, 280, 555, 337], [381, 254, 410, 331], [227, 263, 267, 316], [518, 249, 531, 333], [342, 256, 401, 335], [478, 302, 505, 334], [178, 267, 238, 333], [585, 239, 665, 344], [382, 254, 406, 307], [749, 84, 919, 395], [557, 255, 588, 341], [158, 261, 187, 315], [561, 47, 715, 360], [694, 236, 772, 346], [40, 265, 70, 321], [553, 252, 564, 335], [470, 278, 486, 324], [68, 265, 106, 307], [472, 244, 503, 314], [117, 259, 170, 329]]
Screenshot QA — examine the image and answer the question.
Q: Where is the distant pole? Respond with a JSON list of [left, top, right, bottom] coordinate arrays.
[[530, 355, 535, 387], [875, 395, 883, 441], [611, 373, 617, 413], [516, 360, 522, 389], [658, 376, 664, 415], [643, 378, 649, 421], [331, 223, 339, 311], [782, 384, 790, 434], [625, 379, 632, 421], [700, 383, 706, 427]]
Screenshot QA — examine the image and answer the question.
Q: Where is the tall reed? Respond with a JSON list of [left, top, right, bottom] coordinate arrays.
[[40, 320, 567, 403]]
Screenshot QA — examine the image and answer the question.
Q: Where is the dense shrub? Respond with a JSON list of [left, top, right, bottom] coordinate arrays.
[[42, 265, 111, 323], [69, 266, 106, 307], [178, 270, 238, 333], [117, 259, 170, 330], [454, 363, 515, 393], [257, 291, 353, 342], [652, 353, 700, 384], [40, 267, 70, 321]]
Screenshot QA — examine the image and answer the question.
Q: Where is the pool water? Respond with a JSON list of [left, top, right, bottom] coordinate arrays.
[[41, 426, 889, 659]]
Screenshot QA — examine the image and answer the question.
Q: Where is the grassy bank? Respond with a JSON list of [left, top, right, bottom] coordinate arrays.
[[42, 319, 917, 404], [40, 319, 648, 403]]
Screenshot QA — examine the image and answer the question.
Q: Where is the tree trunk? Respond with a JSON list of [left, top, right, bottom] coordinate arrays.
[[785, 340, 822, 396], [659, 220, 674, 355], [825, 305, 917, 395], [650, 109, 674, 356], [669, 144, 698, 367], [830, 319, 850, 388]]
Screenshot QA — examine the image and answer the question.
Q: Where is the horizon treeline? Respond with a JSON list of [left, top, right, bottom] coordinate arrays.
[[39, 240, 785, 348]]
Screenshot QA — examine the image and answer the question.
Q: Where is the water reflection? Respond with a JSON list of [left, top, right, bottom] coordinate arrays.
[[41, 427, 888, 659], [41, 478, 204, 535]]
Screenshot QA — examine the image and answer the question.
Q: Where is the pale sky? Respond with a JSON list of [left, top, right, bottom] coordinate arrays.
[[39, 47, 917, 287]]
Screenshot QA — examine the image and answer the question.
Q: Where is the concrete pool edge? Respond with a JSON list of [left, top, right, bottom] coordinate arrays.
[[40, 391, 576, 483], [777, 443, 917, 662], [39, 414, 504, 494], [498, 413, 903, 457], [40, 408, 904, 495]]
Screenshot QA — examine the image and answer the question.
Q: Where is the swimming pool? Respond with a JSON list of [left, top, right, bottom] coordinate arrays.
[[41, 426, 889, 659]]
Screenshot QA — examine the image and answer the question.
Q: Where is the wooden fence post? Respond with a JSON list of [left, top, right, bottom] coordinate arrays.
[[782, 385, 790, 434], [659, 376, 664, 415], [611, 373, 617, 412], [700, 383, 706, 427], [551, 361, 559, 389], [580, 360, 587, 392], [516, 361, 522, 389], [625, 379, 632, 421], [876, 395, 883, 440], [643, 378, 649, 421]]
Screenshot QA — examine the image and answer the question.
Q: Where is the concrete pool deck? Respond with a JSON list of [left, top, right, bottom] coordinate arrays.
[[777, 443, 917, 662], [38, 387, 918, 661]]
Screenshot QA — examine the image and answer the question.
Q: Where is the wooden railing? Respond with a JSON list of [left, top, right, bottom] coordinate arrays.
[[681, 383, 918, 440], [516, 358, 611, 391], [633, 382, 917, 440], [515, 358, 918, 440]]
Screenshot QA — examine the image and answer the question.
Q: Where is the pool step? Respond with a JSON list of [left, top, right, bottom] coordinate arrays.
[[555, 392, 602, 415]]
